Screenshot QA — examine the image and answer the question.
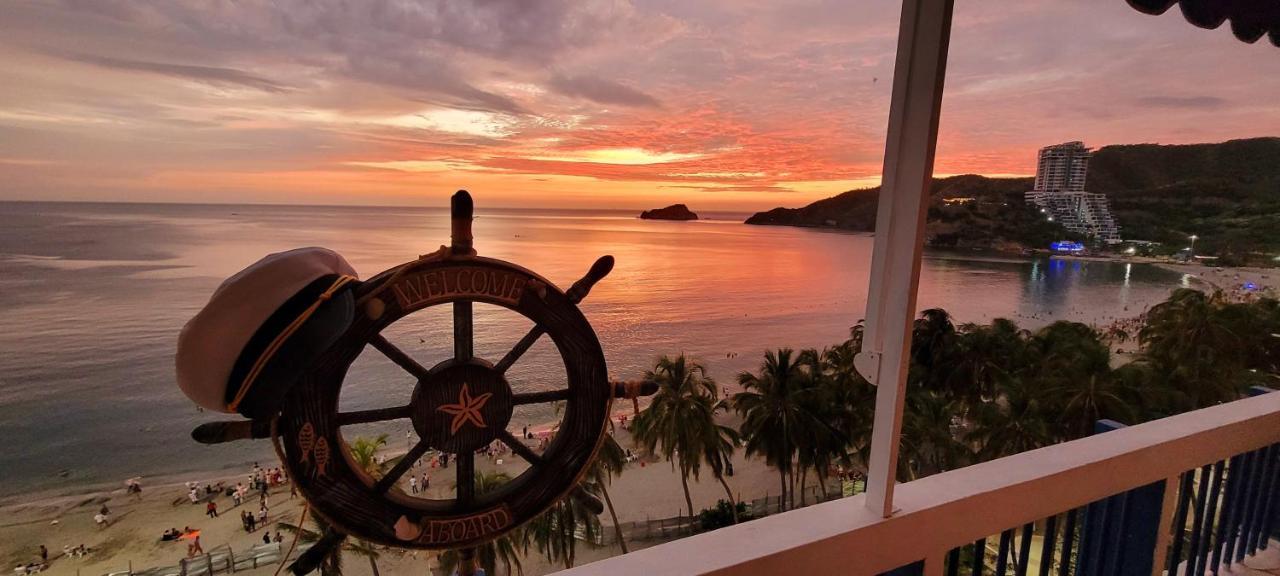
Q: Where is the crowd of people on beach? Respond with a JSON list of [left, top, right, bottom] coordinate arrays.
[[161, 462, 294, 559], [25, 485, 127, 573], [21, 542, 91, 574], [150, 462, 294, 560]]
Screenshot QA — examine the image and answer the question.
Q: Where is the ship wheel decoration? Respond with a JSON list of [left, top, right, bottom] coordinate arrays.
[[186, 191, 656, 575]]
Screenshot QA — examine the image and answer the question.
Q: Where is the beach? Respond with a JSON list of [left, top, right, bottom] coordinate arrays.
[[1152, 262, 1280, 295], [0, 419, 803, 576]]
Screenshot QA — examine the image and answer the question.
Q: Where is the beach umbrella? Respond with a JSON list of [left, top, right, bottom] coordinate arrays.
[[1123, 0, 1280, 47]]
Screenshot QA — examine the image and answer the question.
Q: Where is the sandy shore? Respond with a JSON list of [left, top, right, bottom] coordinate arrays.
[[1150, 262, 1279, 295], [1, 415, 813, 576], [1046, 253, 1278, 295]]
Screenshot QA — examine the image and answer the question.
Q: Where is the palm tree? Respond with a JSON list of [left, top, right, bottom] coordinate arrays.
[[522, 482, 602, 570], [344, 538, 382, 576], [1052, 370, 1138, 441], [733, 348, 825, 511], [347, 434, 390, 478], [277, 508, 384, 576], [589, 433, 630, 552], [821, 331, 876, 478], [696, 398, 742, 523], [631, 354, 721, 522], [1140, 289, 1247, 410], [1031, 321, 1133, 440], [912, 308, 959, 392], [277, 515, 343, 576], [1231, 297, 1280, 379], [438, 472, 524, 576], [899, 389, 965, 479], [967, 376, 1052, 461], [791, 348, 848, 505], [946, 318, 1028, 405]]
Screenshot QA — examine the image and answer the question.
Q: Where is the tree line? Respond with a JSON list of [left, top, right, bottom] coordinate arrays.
[[321, 287, 1279, 574]]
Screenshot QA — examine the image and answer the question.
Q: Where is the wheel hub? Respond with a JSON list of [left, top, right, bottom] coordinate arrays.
[[410, 359, 514, 455]]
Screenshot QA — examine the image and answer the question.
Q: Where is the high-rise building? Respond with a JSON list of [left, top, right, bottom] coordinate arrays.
[[1032, 141, 1090, 193], [1025, 141, 1122, 244]]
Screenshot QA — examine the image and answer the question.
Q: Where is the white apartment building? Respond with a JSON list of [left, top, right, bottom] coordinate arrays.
[[1025, 141, 1123, 244]]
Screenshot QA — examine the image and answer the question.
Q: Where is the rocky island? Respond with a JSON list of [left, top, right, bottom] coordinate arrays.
[[640, 204, 699, 221]]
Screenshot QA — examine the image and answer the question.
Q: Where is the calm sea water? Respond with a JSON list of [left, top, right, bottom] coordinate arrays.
[[0, 201, 1186, 497]]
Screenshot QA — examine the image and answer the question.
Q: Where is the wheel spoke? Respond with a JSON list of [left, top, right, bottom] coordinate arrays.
[[499, 430, 544, 465], [455, 451, 476, 505], [336, 405, 413, 426], [494, 326, 545, 373], [369, 334, 430, 380], [512, 388, 570, 405], [491, 255, 614, 374], [373, 440, 431, 494], [454, 302, 473, 361]]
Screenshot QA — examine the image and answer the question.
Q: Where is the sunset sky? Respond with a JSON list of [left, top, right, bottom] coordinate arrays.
[[2, 0, 1278, 211]]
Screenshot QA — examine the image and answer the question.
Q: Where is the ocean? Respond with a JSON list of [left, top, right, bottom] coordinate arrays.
[[0, 201, 1187, 498]]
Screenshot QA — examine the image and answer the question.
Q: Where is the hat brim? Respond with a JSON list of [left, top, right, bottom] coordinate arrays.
[[233, 288, 355, 419]]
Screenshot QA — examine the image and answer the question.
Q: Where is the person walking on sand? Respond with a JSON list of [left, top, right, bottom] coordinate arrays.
[[206, 501, 218, 518], [190, 535, 204, 557], [409, 475, 418, 494], [257, 505, 268, 526], [126, 478, 142, 500], [38, 545, 47, 564]]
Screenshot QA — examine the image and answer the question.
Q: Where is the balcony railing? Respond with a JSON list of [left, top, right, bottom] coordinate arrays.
[[560, 388, 1280, 575]]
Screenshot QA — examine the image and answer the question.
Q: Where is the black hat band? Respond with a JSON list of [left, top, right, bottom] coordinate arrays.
[[226, 274, 357, 413]]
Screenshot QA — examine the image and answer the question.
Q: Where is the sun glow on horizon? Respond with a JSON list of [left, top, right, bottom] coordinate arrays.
[[524, 148, 707, 166], [1, 1, 1276, 210]]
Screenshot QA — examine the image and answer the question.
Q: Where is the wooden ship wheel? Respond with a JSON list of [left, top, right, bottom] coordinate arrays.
[[193, 191, 654, 575]]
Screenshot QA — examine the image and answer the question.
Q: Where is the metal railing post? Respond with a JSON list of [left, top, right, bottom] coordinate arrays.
[[1077, 419, 1166, 576]]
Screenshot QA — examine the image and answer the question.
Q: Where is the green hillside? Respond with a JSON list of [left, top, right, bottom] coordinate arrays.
[[1088, 138, 1280, 263], [746, 137, 1280, 262], [745, 174, 1075, 251]]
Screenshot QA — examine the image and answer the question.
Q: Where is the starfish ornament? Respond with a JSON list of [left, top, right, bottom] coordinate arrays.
[[437, 383, 493, 435]]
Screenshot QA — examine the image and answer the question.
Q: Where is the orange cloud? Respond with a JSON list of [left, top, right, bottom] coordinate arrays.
[[1, 0, 1277, 211]]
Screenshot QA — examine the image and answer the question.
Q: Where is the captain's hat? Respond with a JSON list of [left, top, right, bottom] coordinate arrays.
[[176, 247, 359, 419]]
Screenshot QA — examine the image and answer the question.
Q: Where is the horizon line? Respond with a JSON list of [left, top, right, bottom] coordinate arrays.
[[0, 171, 1039, 213]]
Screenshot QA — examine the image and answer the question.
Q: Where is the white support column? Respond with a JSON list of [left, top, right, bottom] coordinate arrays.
[[856, 0, 955, 518]]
